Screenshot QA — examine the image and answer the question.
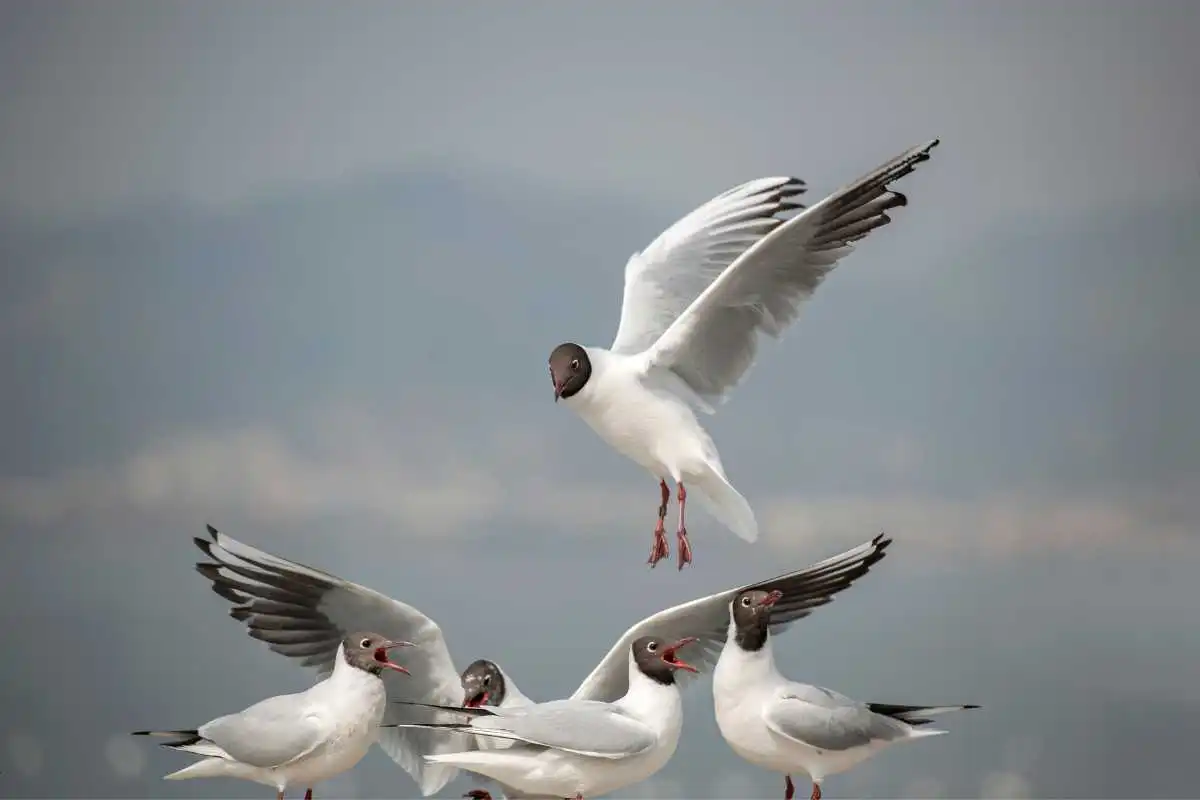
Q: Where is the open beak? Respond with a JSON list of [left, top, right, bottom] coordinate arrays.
[[462, 690, 489, 709], [659, 636, 699, 673], [375, 640, 414, 675], [760, 589, 783, 607]]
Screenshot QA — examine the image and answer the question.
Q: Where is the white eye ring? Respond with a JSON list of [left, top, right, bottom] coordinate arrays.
[[741, 596, 752, 607], [360, 638, 372, 648], [647, 641, 658, 652], [570, 359, 580, 370]]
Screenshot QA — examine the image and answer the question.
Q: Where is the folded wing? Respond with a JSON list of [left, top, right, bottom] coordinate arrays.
[[762, 687, 907, 752], [197, 693, 329, 768], [466, 701, 658, 760]]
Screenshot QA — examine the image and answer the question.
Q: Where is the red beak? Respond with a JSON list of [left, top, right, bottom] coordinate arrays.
[[660, 636, 699, 673], [462, 691, 489, 709], [375, 640, 414, 675], [760, 589, 783, 607]]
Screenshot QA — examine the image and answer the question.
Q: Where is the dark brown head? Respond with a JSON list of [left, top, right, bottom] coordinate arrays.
[[731, 589, 782, 652], [548, 343, 591, 402], [460, 659, 506, 708], [341, 631, 414, 677], [631, 635, 699, 686]]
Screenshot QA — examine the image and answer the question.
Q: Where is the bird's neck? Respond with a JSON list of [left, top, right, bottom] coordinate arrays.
[[720, 618, 780, 683], [619, 655, 682, 724], [328, 644, 378, 688]]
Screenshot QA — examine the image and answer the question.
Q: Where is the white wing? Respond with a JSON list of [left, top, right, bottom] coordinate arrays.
[[610, 177, 808, 368], [762, 685, 908, 752], [640, 140, 940, 405], [570, 534, 891, 702], [464, 700, 657, 759], [198, 692, 329, 768], [193, 526, 471, 796]]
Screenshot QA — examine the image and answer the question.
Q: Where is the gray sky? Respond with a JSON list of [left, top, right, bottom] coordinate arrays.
[[2, 1, 1198, 798]]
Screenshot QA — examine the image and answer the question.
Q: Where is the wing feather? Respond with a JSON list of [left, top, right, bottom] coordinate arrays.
[[445, 701, 657, 759], [763, 688, 908, 752], [610, 176, 809, 362], [642, 140, 940, 403], [193, 525, 470, 796], [570, 533, 891, 702]]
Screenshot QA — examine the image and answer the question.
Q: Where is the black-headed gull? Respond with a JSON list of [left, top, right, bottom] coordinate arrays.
[[712, 588, 978, 799], [192, 525, 891, 796], [547, 139, 940, 569], [132, 631, 413, 800], [389, 635, 699, 799]]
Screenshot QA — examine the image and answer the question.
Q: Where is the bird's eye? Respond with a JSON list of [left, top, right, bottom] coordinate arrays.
[[360, 638, 372, 648], [647, 641, 658, 652], [741, 596, 752, 607], [483, 675, 491, 685], [570, 359, 580, 371]]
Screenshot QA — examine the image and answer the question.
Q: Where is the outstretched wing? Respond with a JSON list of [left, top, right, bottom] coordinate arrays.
[[193, 526, 471, 796], [641, 140, 940, 405], [610, 176, 808, 373], [570, 533, 891, 702]]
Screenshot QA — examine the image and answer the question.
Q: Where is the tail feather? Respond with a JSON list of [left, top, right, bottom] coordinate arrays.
[[131, 729, 201, 748], [162, 758, 248, 782], [691, 469, 758, 543], [868, 703, 980, 726]]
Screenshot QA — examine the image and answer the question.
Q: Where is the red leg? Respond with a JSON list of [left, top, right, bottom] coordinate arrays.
[[647, 479, 670, 567], [303, 790, 312, 800], [462, 792, 492, 800], [785, 775, 795, 800], [810, 783, 822, 800], [276, 793, 284, 800], [675, 482, 693, 570]]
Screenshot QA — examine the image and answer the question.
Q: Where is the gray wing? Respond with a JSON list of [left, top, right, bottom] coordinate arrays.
[[198, 693, 327, 768], [193, 525, 470, 796], [468, 701, 657, 759], [642, 140, 940, 404], [571, 533, 891, 701], [763, 686, 908, 752]]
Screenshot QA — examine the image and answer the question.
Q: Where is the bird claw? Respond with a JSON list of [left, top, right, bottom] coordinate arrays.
[[676, 528, 693, 570], [647, 526, 670, 567]]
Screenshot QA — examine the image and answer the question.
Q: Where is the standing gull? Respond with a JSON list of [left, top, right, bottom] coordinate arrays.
[[133, 631, 413, 800], [713, 588, 978, 799], [547, 139, 940, 569], [190, 524, 890, 796], [390, 636, 698, 799]]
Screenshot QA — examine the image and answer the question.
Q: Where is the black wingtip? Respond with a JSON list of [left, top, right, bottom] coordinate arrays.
[[964, 704, 982, 710], [205, 524, 219, 539]]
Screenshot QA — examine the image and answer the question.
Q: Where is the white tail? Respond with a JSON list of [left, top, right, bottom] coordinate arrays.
[[691, 468, 758, 543]]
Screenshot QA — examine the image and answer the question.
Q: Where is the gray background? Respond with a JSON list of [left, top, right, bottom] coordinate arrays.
[[2, 1, 1198, 798]]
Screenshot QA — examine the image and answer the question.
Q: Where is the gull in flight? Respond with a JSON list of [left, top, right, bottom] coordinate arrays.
[[547, 139, 940, 569], [713, 587, 978, 799], [132, 631, 412, 800], [191, 524, 891, 796]]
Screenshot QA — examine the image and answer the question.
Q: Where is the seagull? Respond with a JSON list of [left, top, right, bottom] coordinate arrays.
[[132, 631, 413, 800], [547, 139, 940, 570], [712, 588, 978, 800], [191, 524, 891, 796], [388, 636, 698, 799]]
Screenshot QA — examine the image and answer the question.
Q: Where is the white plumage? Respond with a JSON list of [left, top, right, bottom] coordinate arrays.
[[548, 140, 940, 569]]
